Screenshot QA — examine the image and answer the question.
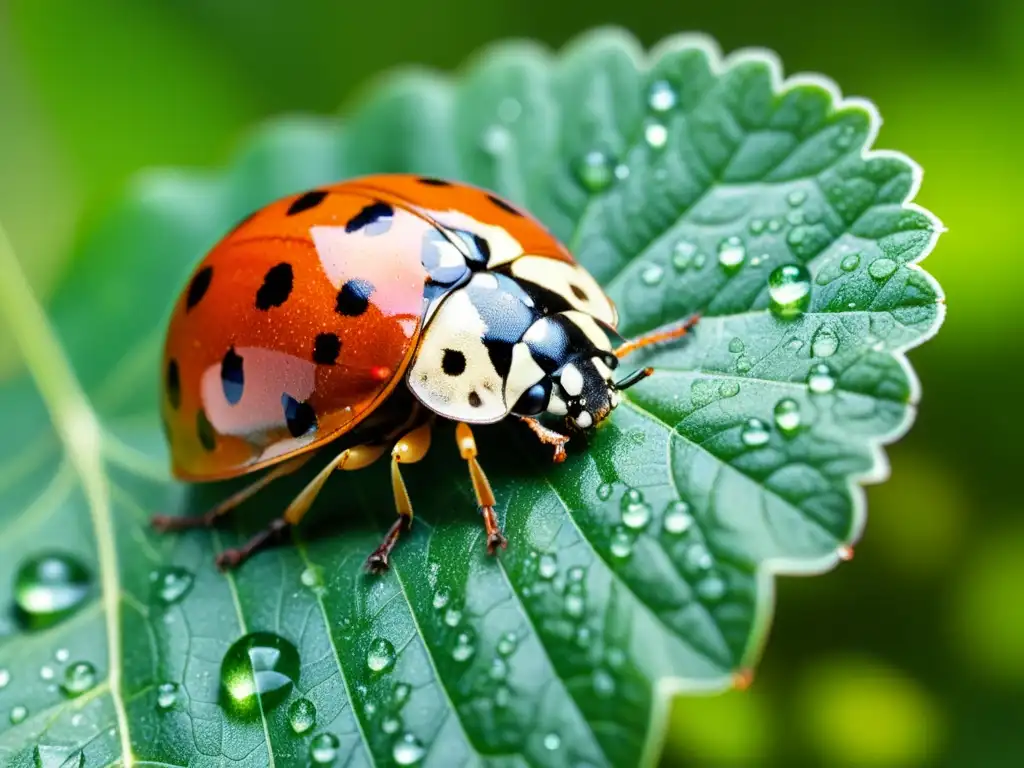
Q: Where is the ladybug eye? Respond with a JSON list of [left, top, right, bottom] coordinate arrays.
[[513, 382, 550, 416]]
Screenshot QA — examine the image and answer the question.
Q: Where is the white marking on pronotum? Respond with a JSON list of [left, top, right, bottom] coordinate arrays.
[[560, 364, 584, 397]]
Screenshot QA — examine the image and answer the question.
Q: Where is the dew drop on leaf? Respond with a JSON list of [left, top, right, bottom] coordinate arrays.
[[567, 566, 586, 583], [431, 587, 450, 610], [10, 705, 27, 725], [366, 638, 396, 674], [288, 697, 317, 734], [538, 554, 557, 580], [309, 732, 340, 765], [811, 326, 839, 358], [544, 733, 562, 751], [768, 264, 812, 319], [787, 189, 807, 207], [647, 79, 677, 112], [300, 566, 324, 593], [443, 607, 462, 627], [564, 589, 586, 619], [54, 648, 69, 663], [697, 575, 726, 601], [481, 124, 512, 156], [60, 662, 96, 697], [717, 236, 746, 272], [841, 253, 861, 272], [382, 715, 402, 735], [33, 745, 84, 768], [728, 337, 745, 354], [773, 398, 802, 436], [219, 632, 300, 715], [609, 527, 634, 559], [685, 544, 713, 572], [643, 120, 668, 149], [156, 682, 179, 710], [393, 733, 426, 765], [489, 658, 508, 681], [749, 218, 766, 234], [149, 567, 194, 606], [663, 501, 693, 535], [807, 363, 837, 394], [741, 418, 771, 447], [452, 632, 476, 662], [0, 669, 9, 689], [40, 666, 54, 681], [494, 685, 511, 708], [614, 163, 630, 181], [14, 553, 91, 629], [574, 150, 615, 192], [593, 669, 616, 698], [392, 682, 411, 708], [497, 631, 518, 657], [671, 240, 697, 271], [596, 482, 614, 501], [620, 488, 652, 530], [640, 263, 664, 286], [868, 257, 898, 280]]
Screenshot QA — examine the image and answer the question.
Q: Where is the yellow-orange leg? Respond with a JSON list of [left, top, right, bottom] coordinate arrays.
[[517, 416, 570, 463], [614, 313, 701, 359], [366, 421, 433, 573], [455, 423, 507, 554]]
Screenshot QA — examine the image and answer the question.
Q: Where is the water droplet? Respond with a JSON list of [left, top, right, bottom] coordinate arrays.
[[644, 121, 668, 149], [156, 682, 179, 710], [786, 337, 805, 352], [728, 338, 745, 354], [685, 543, 713, 572], [718, 380, 740, 398], [607, 648, 626, 668], [807, 363, 836, 394], [768, 264, 812, 319], [393, 682, 411, 707], [60, 662, 96, 697], [767, 218, 782, 232], [574, 150, 614, 192], [443, 607, 462, 627], [596, 482, 614, 501], [620, 488, 652, 530], [717, 236, 746, 272], [309, 732, 340, 764], [481, 124, 512, 155], [568, 566, 586, 583], [10, 705, 27, 724], [432, 587, 450, 610], [811, 326, 839, 358], [640, 263, 664, 286], [149, 566, 194, 606], [14, 553, 91, 629], [33, 745, 84, 768], [614, 163, 630, 181], [735, 356, 752, 374], [576, 626, 592, 647], [40, 666, 54, 681], [773, 399, 802, 436], [366, 638, 396, 674], [786, 210, 805, 226], [840, 253, 861, 272], [787, 189, 807, 206], [538, 553, 558, 580], [693, 253, 707, 269], [494, 685, 511, 708], [697, 575, 726, 601], [593, 669, 616, 698], [648, 80, 677, 112], [54, 648, 69, 663], [70, 714, 84, 728], [288, 697, 316, 734], [452, 632, 476, 662], [0, 669, 9, 689], [392, 733, 426, 766], [497, 631, 518, 657], [220, 632, 300, 714], [868, 257, 897, 280], [749, 218, 766, 234], [671, 240, 697, 271], [489, 658, 508, 681], [564, 590, 586, 619], [609, 527, 634, 559], [663, 501, 694, 535], [740, 418, 770, 447], [382, 715, 402, 734], [543, 733, 562, 751]]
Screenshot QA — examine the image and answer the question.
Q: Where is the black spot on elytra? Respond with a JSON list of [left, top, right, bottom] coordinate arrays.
[[484, 340, 513, 380], [345, 202, 394, 235], [282, 394, 317, 437], [197, 408, 216, 451], [255, 263, 293, 310], [418, 177, 451, 186], [471, 235, 490, 262], [221, 347, 244, 405], [487, 194, 523, 216], [186, 267, 213, 311], [166, 359, 181, 409], [441, 348, 466, 376], [287, 190, 328, 216], [313, 333, 341, 365], [570, 283, 588, 301], [335, 279, 374, 316], [468, 391, 483, 408]]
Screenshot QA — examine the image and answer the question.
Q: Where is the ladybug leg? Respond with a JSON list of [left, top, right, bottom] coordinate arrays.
[[614, 313, 700, 359], [366, 421, 433, 573], [455, 423, 507, 555], [517, 416, 570, 463], [214, 444, 387, 571], [151, 454, 311, 532]]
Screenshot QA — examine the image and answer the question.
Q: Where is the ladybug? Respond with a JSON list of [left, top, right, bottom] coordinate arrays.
[[152, 175, 698, 571]]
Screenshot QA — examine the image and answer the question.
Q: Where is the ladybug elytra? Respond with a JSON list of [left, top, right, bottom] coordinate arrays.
[[153, 175, 698, 571]]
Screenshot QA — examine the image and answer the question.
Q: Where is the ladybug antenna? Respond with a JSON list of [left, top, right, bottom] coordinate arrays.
[[615, 367, 654, 391]]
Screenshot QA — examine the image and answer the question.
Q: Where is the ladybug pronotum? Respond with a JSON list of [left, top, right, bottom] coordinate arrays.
[[153, 175, 698, 571]]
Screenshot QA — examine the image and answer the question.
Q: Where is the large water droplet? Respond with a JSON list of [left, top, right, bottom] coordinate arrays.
[[773, 398, 802, 436], [663, 501, 694, 535], [620, 488, 652, 530], [538, 553, 558, 580], [811, 326, 839, 358], [671, 240, 698, 271], [728, 337, 745, 354], [719, 380, 740, 398], [393, 733, 426, 765], [717, 237, 746, 272], [220, 632, 300, 715], [644, 121, 668, 149], [593, 669, 616, 698], [288, 697, 317, 734], [0, 669, 9, 689], [310, 732, 340, 764], [544, 733, 562, 751], [741, 418, 770, 447], [574, 151, 614, 192], [596, 482, 614, 501], [648, 80, 677, 112], [300, 566, 325, 594], [452, 632, 476, 663], [10, 704, 27, 724], [564, 589, 586, 619], [366, 638, 396, 674], [807, 363, 837, 394], [609, 527, 634, 559], [868, 257, 898, 280], [640, 263, 664, 286], [443, 607, 462, 627], [149, 567, 194, 606], [787, 189, 808, 207], [768, 264, 812, 319], [840, 253, 861, 272], [156, 682, 179, 710], [60, 662, 96, 698], [14, 553, 91, 629]]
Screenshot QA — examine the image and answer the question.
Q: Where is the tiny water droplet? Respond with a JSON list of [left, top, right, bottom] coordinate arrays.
[[693, 253, 707, 269], [40, 666, 54, 681], [593, 669, 615, 698], [156, 682, 179, 710], [786, 210, 805, 226], [620, 488, 652, 530], [60, 662, 96, 697], [811, 326, 839, 358], [644, 121, 668, 149], [300, 566, 324, 591], [840, 253, 861, 272], [494, 685, 511, 708], [432, 587, 450, 610], [671, 240, 697, 271], [868, 257, 897, 280], [773, 399, 802, 435], [787, 189, 807, 207], [393, 682, 411, 707], [596, 482, 614, 501], [767, 218, 782, 232], [697, 575, 727, 601], [497, 632, 518, 657], [220, 632, 300, 714], [14, 553, 91, 629], [0, 669, 9, 689], [609, 527, 634, 559], [150, 566, 194, 606], [786, 337, 804, 352], [614, 163, 630, 181], [807, 363, 836, 394], [544, 733, 562, 751], [574, 150, 614, 192], [719, 380, 740, 398], [367, 638, 396, 673], [568, 566, 586, 583], [452, 632, 476, 662], [640, 263, 664, 286], [648, 80, 677, 112], [70, 714, 84, 728], [741, 418, 770, 447], [10, 704, 27, 724], [481, 124, 512, 155], [443, 607, 462, 627], [749, 218, 766, 234], [288, 697, 316, 734], [768, 264, 812, 319], [663, 501, 694, 535], [54, 648, 69, 663], [393, 733, 426, 765], [728, 338, 745, 354], [538, 553, 558, 580], [310, 732, 340, 764], [717, 236, 746, 272], [489, 658, 508, 681], [564, 591, 586, 619], [382, 715, 402, 735], [685, 544, 713, 572]]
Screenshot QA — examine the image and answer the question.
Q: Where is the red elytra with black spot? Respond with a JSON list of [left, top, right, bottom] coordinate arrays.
[[161, 174, 577, 481]]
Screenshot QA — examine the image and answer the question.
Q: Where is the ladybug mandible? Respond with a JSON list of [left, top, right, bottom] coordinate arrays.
[[152, 175, 698, 571]]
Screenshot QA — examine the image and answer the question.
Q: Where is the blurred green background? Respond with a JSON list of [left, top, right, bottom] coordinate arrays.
[[0, 0, 1018, 765]]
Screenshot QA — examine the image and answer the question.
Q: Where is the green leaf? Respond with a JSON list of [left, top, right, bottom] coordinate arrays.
[[0, 28, 943, 767]]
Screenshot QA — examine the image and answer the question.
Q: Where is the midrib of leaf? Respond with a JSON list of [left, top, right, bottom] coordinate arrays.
[[0, 222, 134, 764]]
